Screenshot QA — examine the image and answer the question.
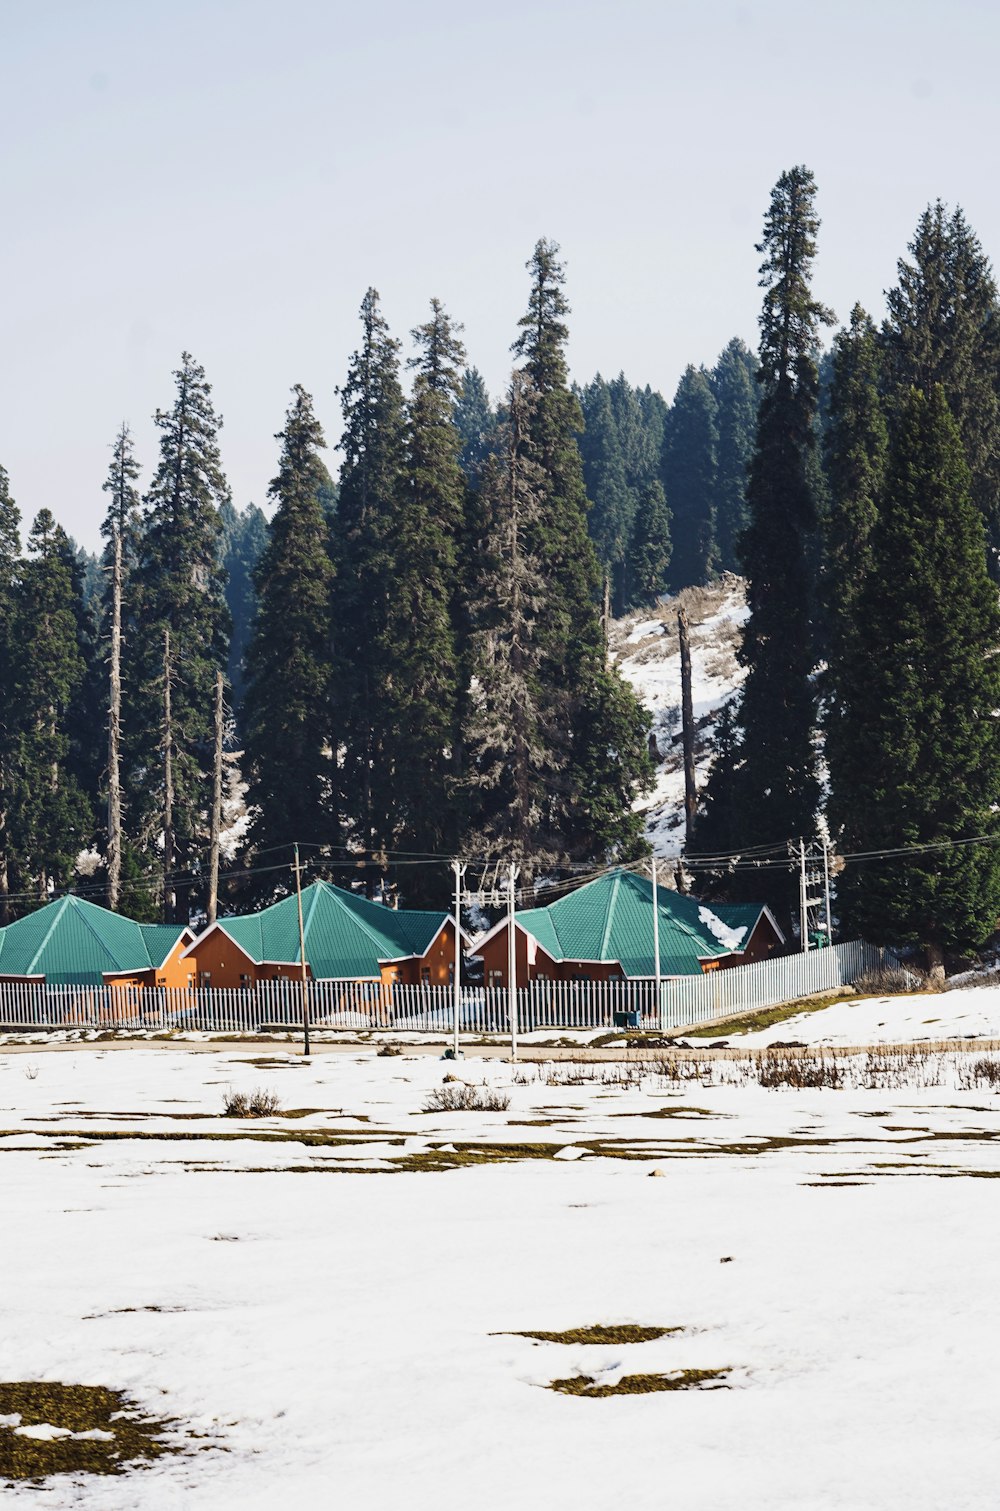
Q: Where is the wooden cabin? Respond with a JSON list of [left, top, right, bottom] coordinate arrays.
[[182, 880, 461, 989], [0, 895, 193, 989], [471, 869, 784, 989]]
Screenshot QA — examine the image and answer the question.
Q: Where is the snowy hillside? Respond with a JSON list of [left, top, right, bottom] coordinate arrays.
[[611, 575, 747, 858]]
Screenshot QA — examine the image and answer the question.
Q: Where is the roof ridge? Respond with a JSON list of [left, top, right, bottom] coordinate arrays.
[[75, 895, 142, 969], [319, 881, 401, 953], [598, 872, 621, 961], [25, 896, 74, 974]]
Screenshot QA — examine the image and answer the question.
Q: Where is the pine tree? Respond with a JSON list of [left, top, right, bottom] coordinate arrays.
[[243, 386, 335, 870], [507, 239, 652, 866], [513, 240, 603, 667], [833, 387, 1000, 977], [628, 479, 671, 605], [821, 305, 894, 791], [220, 499, 269, 715], [127, 353, 231, 920], [661, 365, 719, 590], [577, 376, 635, 612], [698, 167, 833, 904], [387, 299, 466, 889], [454, 367, 495, 487], [9, 511, 92, 903], [884, 202, 1000, 566], [711, 338, 758, 571], [0, 466, 21, 922], [461, 374, 558, 869], [331, 289, 408, 858]]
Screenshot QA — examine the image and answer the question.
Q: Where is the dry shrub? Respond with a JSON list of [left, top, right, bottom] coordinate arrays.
[[423, 1082, 511, 1113], [758, 1050, 844, 1090], [956, 1056, 1000, 1091], [223, 1087, 282, 1118], [853, 965, 930, 996]]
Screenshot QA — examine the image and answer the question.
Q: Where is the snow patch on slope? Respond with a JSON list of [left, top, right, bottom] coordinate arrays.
[[610, 575, 747, 860]]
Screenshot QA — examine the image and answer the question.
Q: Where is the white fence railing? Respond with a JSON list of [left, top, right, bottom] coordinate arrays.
[[0, 941, 894, 1036], [659, 938, 894, 1029]]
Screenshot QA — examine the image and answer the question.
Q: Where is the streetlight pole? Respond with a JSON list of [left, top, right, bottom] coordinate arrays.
[[452, 859, 466, 1059]]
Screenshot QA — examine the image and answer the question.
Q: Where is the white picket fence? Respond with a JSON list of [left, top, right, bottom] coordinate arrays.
[[0, 940, 894, 1035]]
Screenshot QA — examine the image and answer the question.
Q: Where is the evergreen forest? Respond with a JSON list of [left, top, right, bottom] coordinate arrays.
[[4, 178, 1000, 972]]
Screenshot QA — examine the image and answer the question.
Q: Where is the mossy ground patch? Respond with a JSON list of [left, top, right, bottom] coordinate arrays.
[[0, 1382, 182, 1483]]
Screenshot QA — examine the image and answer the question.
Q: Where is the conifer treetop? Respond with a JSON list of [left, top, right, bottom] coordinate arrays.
[[756, 166, 834, 393]]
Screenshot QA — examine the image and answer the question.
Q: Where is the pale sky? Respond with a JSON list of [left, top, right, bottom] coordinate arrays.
[[2, 0, 999, 550]]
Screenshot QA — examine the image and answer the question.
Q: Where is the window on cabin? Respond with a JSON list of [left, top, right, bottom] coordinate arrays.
[[421, 967, 431, 985], [199, 972, 211, 987]]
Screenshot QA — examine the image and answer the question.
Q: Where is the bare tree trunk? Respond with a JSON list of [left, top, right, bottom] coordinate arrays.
[[207, 670, 224, 925], [926, 939, 946, 986], [106, 525, 123, 911], [0, 806, 9, 926], [162, 628, 175, 924], [678, 607, 697, 848], [602, 574, 611, 663]]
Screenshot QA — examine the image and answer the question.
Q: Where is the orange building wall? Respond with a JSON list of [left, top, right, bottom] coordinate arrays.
[[180, 928, 297, 989], [105, 933, 198, 991], [380, 922, 458, 987]]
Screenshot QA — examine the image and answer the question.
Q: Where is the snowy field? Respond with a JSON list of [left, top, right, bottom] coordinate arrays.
[[3, 1038, 1000, 1509]]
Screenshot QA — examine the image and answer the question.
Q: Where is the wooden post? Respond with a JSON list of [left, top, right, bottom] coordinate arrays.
[[294, 844, 310, 1056], [162, 628, 175, 923], [678, 607, 697, 849], [207, 671, 224, 925], [107, 524, 123, 911]]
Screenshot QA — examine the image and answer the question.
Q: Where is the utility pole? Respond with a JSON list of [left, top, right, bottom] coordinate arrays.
[[452, 860, 466, 1059], [207, 671, 225, 926], [293, 844, 310, 1057], [106, 523, 123, 912], [678, 607, 697, 849], [162, 628, 175, 923], [507, 861, 519, 1062], [650, 855, 662, 1024], [793, 838, 827, 952], [602, 574, 611, 662], [822, 836, 833, 946]]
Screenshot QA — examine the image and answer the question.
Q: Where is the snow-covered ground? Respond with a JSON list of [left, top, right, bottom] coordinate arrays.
[[611, 577, 747, 857], [729, 984, 1000, 1047], [3, 1043, 999, 1508]]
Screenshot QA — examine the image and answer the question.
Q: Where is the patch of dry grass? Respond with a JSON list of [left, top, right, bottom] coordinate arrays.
[[548, 1368, 731, 1397]]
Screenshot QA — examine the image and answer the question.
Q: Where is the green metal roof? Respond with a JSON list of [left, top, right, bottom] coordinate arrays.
[[0, 896, 190, 985], [212, 881, 448, 979], [513, 869, 772, 978]]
